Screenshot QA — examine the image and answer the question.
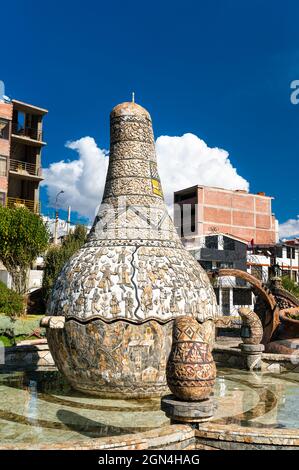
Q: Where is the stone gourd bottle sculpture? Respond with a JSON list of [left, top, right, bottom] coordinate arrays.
[[46, 100, 219, 398], [166, 316, 216, 401]]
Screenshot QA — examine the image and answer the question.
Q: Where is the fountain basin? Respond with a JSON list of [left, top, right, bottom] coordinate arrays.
[[0, 366, 299, 449]]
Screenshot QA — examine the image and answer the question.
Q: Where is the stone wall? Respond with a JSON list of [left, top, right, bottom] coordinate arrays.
[[213, 343, 299, 373], [0, 340, 55, 371]]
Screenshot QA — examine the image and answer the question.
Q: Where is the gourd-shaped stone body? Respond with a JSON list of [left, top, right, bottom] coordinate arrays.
[[166, 316, 216, 401], [46, 101, 219, 398]]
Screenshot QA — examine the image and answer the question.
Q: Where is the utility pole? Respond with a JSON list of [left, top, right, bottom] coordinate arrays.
[[54, 190, 64, 245]]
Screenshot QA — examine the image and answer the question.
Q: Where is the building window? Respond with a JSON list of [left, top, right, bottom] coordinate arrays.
[[286, 246, 296, 259], [0, 156, 7, 176], [0, 119, 9, 140], [275, 246, 283, 258], [0, 192, 5, 206], [233, 288, 252, 306], [216, 261, 233, 269], [223, 236, 235, 251], [205, 235, 218, 249], [199, 260, 213, 271]]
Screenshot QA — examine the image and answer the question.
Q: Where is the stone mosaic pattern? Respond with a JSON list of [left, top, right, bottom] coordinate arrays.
[[47, 101, 218, 397], [48, 245, 217, 323], [166, 317, 216, 401], [48, 319, 172, 397], [48, 102, 218, 325]]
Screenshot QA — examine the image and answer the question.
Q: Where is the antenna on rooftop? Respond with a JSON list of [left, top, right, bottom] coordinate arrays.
[[132, 91, 135, 103]]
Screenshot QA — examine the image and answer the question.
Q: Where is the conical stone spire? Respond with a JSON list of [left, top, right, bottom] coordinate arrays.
[[48, 101, 218, 324], [88, 101, 180, 246], [46, 101, 219, 397]]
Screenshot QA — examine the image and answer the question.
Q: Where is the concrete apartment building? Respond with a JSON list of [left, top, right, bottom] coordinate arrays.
[[247, 241, 299, 284], [174, 185, 278, 245], [0, 97, 47, 213], [175, 185, 283, 317], [0, 96, 47, 292], [186, 232, 254, 316], [185, 232, 299, 317]]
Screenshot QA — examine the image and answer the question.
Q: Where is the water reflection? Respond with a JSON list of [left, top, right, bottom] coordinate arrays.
[[0, 368, 298, 446]]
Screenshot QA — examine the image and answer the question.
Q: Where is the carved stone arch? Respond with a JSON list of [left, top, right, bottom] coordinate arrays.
[[211, 268, 279, 344]]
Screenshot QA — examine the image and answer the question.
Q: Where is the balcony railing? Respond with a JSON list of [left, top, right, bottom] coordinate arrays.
[[12, 123, 43, 142], [9, 159, 42, 177], [6, 197, 40, 213]]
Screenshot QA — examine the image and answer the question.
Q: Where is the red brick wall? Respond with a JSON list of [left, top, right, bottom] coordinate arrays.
[[0, 176, 7, 192], [198, 186, 276, 244], [232, 211, 254, 227], [232, 193, 254, 211], [204, 207, 231, 224], [0, 102, 13, 120], [0, 140, 10, 157], [204, 188, 233, 207], [0, 102, 12, 204]]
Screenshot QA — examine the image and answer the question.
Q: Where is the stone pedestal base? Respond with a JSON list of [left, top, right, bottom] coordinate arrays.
[[161, 395, 216, 425], [47, 319, 173, 398], [240, 343, 265, 371]]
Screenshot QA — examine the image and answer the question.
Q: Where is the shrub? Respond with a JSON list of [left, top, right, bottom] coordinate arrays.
[[0, 335, 13, 347], [0, 281, 24, 318]]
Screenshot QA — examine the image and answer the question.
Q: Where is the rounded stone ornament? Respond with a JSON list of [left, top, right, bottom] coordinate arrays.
[[239, 307, 263, 345], [166, 316, 216, 401]]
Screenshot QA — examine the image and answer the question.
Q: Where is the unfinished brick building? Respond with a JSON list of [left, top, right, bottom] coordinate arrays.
[[174, 185, 278, 246]]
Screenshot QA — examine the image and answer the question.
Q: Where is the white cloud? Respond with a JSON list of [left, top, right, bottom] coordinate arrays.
[[43, 133, 249, 221], [279, 216, 299, 239], [42, 137, 109, 220], [156, 133, 249, 207]]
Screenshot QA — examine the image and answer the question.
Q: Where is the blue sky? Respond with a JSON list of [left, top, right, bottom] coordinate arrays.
[[2, 0, 299, 234]]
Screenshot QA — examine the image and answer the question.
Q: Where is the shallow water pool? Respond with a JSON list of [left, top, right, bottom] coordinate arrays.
[[0, 367, 298, 446]]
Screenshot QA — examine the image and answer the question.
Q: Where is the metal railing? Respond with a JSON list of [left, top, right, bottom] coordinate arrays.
[[6, 197, 40, 213], [9, 159, 41, 177], [12, 123, 43, 142]]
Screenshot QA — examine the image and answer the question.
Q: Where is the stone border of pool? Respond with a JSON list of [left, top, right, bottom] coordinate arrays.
[[1, 340, 55, 371], [2, 340, 299, 374], [195, 423, 299, 450], [213, 343, 299, 373], [0, 425, 200, 450], [1, 422, 299, 450]]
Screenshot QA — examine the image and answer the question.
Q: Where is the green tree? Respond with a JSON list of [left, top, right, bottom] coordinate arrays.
[[42, 224, 87, 303], [0, 281, 24, 318], [0, 207, 49, 295]]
